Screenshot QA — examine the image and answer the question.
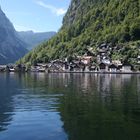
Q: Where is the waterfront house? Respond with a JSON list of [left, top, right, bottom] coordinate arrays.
[[52, 60, 65, 65], [48, 63, 60, 72], [81, 56, 93, 65], [37, 63, 48, 68], [89, 63, 99, 72], [138, 56, 140, 64], [36, 63, 48, 72], [30, 66, 39, 72], [9, 68, 16, 72], [61, 62, 69, 71], [99, 43, 109, 50], [109, 64, 118, 72], [69, 61, 85, 72], [52, 60, 68, 71], [38, 67, 46, 72], [73, 65, 83, 72], [99, 63, 108, 72], [112, 60, 122, 66], [102, 56, 111, 65], [84, 65, 90, 72], [121, 63, 133, 72], [14, 64, 26, 72], [0, 65, 7, 72]]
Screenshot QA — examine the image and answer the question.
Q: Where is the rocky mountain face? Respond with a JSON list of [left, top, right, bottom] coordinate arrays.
[[18, 31, 56, 50], [19, 0, 140, 65], [0, 7, 28, 64]]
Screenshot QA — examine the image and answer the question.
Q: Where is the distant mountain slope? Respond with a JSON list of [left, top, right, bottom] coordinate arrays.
[[18, 31, 56, 50], [19, 0, 140, 65], [0, 7, 28, 64]]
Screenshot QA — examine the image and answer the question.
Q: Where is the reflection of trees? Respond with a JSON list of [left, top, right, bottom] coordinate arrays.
[[57, 74, 140, 140], [1, 73, 140, 140]]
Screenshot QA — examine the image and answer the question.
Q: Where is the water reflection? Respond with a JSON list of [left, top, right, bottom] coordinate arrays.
[[0, 73, 67, 140], [57, 74, 140, 140], [0, 73, 140, 140], [0, 73, 19, 131]]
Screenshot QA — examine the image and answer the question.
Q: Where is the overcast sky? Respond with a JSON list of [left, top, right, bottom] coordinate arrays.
[[0, 0, 70, 32]]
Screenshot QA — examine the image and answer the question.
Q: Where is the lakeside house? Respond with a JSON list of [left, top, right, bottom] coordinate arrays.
[[138, 56, 140, 64], [48, 63, 60, 72], [89, 63, 99, 72], [0, 60, 139, 73], [121, 63, 133, 72], [0, 65, 7, 72], [112, 60, 122, 66], [69, 61, 85, 72], [80, 56, 93, 65], [102, 57, 111, 65], [109, 64, 118, 72], [99, 63, 108, 72], [98, 43, 109, 52], [0, 43, 139, 73]]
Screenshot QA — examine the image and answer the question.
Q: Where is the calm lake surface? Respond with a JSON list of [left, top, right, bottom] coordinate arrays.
[[0, 73, 140, 140]]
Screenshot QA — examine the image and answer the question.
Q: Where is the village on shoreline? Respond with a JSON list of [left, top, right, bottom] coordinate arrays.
[[0, 44, 140, 74]]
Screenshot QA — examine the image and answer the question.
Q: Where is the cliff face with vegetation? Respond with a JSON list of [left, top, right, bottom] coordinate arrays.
[[20, 0, 140, 65]]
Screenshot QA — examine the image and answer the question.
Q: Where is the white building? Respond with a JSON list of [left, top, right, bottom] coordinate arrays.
[[81, 56, 93, 65], [121, 64, 132, 72]]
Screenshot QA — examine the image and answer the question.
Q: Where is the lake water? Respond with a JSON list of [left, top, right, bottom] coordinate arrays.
[[0, 73, 140, 140]]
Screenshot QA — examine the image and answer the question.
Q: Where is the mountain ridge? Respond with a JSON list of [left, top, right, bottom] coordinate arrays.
[[18, 31, 56, 50], [0, 7, 28, 64]]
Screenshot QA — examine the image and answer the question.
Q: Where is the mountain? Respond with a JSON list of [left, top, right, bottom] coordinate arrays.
[[18, 31, 56, 50], [0, 7, 28, 64], [19, 0, 140, 65]]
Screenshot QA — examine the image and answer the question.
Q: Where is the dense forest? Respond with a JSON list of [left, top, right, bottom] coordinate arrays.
[[19, 0, 140, 65]]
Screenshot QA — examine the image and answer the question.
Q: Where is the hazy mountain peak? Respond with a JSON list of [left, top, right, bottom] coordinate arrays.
[[0, 8, 28, 64], [18, 31, 56, 50]]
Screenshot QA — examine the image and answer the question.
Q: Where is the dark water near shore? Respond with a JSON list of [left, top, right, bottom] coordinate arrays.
[[0, 73, 140, 140]]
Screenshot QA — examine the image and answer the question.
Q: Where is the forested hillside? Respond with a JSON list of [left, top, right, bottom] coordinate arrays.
[[19, 0, 140, 65]]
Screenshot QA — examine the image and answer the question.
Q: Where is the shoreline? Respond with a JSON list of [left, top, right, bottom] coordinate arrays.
[[0, 71, 140, 74], [47, 71, 140, 74]]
